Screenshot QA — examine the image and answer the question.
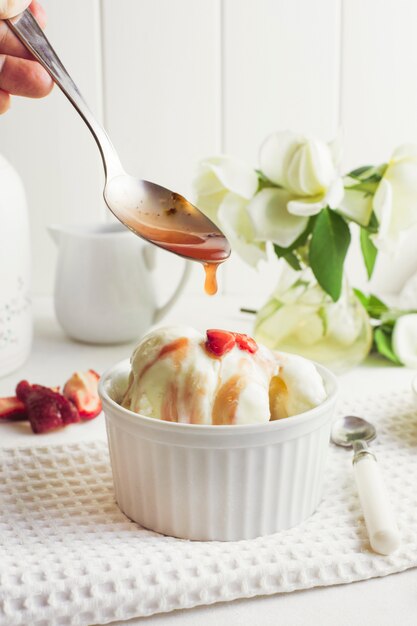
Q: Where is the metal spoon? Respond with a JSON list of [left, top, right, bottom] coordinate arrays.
[[6, 10, 230, 271], [331, 415, 400, 555]]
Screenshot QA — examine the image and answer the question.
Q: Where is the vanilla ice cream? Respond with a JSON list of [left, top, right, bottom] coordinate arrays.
[[121, 326, 326, 425]]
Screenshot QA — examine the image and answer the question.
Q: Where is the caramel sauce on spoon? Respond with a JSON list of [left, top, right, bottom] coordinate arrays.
[[105, 177, 230, 294]]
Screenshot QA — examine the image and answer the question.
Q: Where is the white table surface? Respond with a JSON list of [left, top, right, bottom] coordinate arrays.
[[1, 297, 417, 626]]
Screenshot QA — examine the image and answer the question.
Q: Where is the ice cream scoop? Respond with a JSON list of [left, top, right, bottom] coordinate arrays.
[[121, 326, 327, 425]]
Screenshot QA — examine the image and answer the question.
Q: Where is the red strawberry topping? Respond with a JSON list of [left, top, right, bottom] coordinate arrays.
[[234, 333, 258, 353], [0, 396, 27, 421], [205, 329, 258, 357], [205, 329, 236, 356], [16, 381, 80, 434], [63, 370, 102, 420]]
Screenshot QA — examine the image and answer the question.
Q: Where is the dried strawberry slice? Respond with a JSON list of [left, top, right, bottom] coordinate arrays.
[[63, 370, 102, 420], [16, 380, 80, 434], [0, 396, 27, 421], [234, 333, 258, 353], [205, 329, 236, 356]]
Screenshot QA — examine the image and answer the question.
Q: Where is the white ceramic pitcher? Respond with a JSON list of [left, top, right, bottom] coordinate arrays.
[[49, 222, 191, 344]]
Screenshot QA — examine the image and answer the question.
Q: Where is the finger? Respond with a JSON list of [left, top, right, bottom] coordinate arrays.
[[0, 1, 46, 59], [0, 87, 10, 113], [0, 1, 31, 20], [29, 1, 46, 28], [0, 53, 52, 97], [0, 21, 34, 59]]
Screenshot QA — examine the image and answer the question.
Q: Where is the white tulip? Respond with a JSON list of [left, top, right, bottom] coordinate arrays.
[[192, 156, 259, 223], [373, 144, 417, 252], [392, 313, 417, 368], [246, 188, 308, 248], [259, 131, 343, 214], [217, 192, 266, 267]]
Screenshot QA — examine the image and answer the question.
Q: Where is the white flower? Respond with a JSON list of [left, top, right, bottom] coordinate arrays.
[[392, 313, 417, 368], [192, 156, 265, 267], [259, 131, 343, 215], [339, 176, 374, 226], [246, 188, 308, 248], [373, 145, 417, 252], [192, 156, 258, 222], [217, 193, 266, 267]]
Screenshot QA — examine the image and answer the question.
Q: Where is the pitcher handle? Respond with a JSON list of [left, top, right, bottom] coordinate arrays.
[[142, 247, 192, 323]]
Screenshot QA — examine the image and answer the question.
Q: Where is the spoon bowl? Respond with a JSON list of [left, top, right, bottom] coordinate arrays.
[[331, 415, 376, 448], [105, 176, 230, 262]]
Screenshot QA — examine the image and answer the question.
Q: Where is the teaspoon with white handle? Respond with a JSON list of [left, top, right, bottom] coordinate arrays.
[[331, 415, 400, 555]]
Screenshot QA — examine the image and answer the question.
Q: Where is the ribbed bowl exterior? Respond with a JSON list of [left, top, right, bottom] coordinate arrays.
[[100, 360, 338, 541]]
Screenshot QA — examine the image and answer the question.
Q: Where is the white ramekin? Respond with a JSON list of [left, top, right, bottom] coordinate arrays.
[[99, 359, 338, 541]]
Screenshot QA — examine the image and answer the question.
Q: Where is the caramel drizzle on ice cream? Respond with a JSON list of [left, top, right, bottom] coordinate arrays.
[[268, 369, 288, 420], [121, 337, 190, 411], [140, 337, 189, 379], [212, 374, 247, 425], [161, 383, 179, 422], [159, 337, 189, 361]]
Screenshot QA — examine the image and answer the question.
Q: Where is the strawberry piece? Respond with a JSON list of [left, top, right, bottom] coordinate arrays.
[[234, 333, 258, 354], [205, 329, 236, 357], [63, 370, 102, 420], [16, 380, 80, 434], [0, 396, 27, 421]]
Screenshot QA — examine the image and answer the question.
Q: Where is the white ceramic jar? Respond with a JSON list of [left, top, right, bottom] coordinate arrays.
[[0, 154, 32, 377]]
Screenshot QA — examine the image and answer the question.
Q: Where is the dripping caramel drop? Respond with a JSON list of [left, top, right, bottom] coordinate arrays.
[[203, 262, 220, 295]]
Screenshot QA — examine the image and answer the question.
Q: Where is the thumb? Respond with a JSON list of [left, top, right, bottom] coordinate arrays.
[[0, 1, 32, 19]]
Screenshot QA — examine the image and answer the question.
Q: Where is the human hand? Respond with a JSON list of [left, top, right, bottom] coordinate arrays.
[[0, 0, 53, 113]]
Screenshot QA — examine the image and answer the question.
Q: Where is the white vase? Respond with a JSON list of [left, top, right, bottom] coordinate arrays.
[[254, 265, 372, 373], [0, 154, 32, 377]]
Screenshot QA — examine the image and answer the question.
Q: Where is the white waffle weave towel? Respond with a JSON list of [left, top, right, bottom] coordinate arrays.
[[1, 389, 417, 626]]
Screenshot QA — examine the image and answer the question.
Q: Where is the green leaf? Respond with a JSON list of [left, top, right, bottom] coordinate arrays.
[[353, 288, 369, 309], [374, 327, 402, 364], [347, 164, 387, 183], [367, 294, 389, 318], [353, 289, 388, 319], [344, 181, 379, 196], [309, 208, 351, 301], [360, 227, 378, 279], [365, 211, 379, 234], [282, 251, 302, 271], [348, 165, 373, 178]]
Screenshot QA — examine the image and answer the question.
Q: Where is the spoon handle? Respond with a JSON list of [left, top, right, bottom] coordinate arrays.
[[353, 445, 400, 555], [6, 10, 123, 180]]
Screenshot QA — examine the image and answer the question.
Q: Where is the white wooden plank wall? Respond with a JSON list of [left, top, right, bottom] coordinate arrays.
[[2, 0, 417, 302]]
